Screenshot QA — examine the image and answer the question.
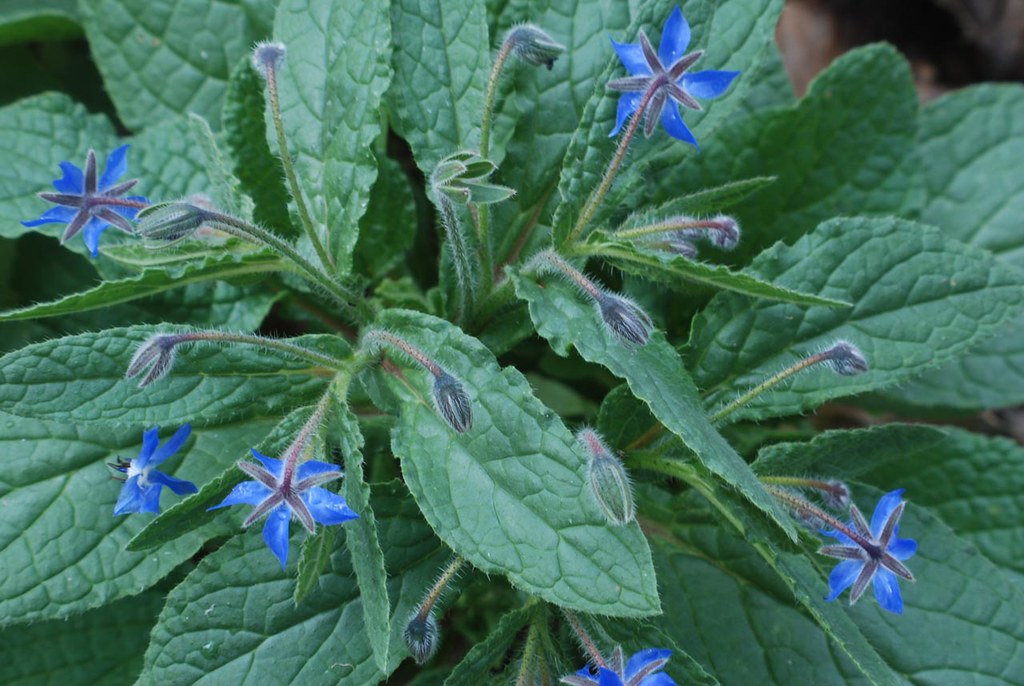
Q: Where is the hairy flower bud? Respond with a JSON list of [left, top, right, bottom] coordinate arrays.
[[577, 428, 635, 525], [822, 479, 851, 511], [596, 292, 653, 347], [403, 610, 439, 665], [505, 23, 565, 70], [660, 237, 698, 258], [125, 334, 179, 387], [821, 340, 869, 376], [135, 202, 208, 244], [251, 41, 286, 78], [700, 214, 741, 250], [432, 371, 473, 433]]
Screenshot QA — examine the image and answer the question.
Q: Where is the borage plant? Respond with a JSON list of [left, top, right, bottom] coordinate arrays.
[[1, 1, 1023, 684]]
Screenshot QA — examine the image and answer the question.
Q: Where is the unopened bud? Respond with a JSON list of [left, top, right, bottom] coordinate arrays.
[[820, 340, 868, 376], [701, 215, 741, 250], [431, 151, 514, 206], [577, 428, 635, 525], [125, 334, 180, 387], [596, 292, 653, 347], [660, 237, 698, 258], [821, 480, 851, 511], [135, 202, 208, 244], [403, 609, 439, 665], [505, 24, 565, 70], [251, 41, 286, 78], [432, 371, 473, 433]]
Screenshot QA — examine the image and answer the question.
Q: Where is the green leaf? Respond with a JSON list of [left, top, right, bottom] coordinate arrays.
[[222, 56, 293, 233], [335, 401, 391, 672], [378, 308, 661, 616], [80, 0, 274, 130], [388, 0, 489, 174], [729, 37, 794, 116], [0, 591, 162, 686], [617, 176, 778, 224], [551, 0, 783, 247], [140, 483, 449, 684], [294, 526, 338, 604], [0, 250, 281, 322], [752, 424, 948, 479], [0, 412, 274, 625], [648, 44, 919, 264], [0, 327, 343, 425], [354, 154, 418, 279], [583, 231, 849, 306], [187, 112, 255, 221], [688, 216, 1024, 423], [128, 406, 312, 552], [0, 93, 117, 242], [864, 427, 1024, 583], [444, 604, 534, 686], [509, 270, 798, 541], [272, 0, 392, 273], [0, 0, 79, 45], [877, 85, 1024, 410]]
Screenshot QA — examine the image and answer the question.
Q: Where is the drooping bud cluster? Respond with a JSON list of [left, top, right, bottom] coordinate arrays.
[[819, 340, 869, 376], [527, 250, 653, 347], [620, 214, 740, 260], [577, 428, 635, 525], [251, 40, 287, 79], [403, 609, 440, 666], [125, 334, 181, 387], [362, 329, 474, 433], [134, 202, 209, 245], [504, 23, 566, 70]]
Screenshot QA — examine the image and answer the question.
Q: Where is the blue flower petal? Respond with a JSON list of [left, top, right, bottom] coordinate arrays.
[[873, 567, 904, 614], [660, 103, 699, 148], [262, 506, 292, 569], [610, 92, 643, 137], [209, 480, 274, 509], [21, 206, 77, 227], [639, 674, 677, 686], [139, 480, 163, 513], [826, 559, 863, 601], [136, 427, 161, 469], [99, 144, 130, 191], [303, 487, 359, 525], [150, 424, 191, 467], [251, 449, 284, 479], [296, 459, 342, 482], [680, 70, 740, 99], [889, 537, 917, 560], [596, 667, 624, 686], [625, 648, 671, 680], [610, 37, 651, 77], [148, 470, 198, 496], [870, 489, 905, 537], [819, 526, 856, 546], [114, 476, 145, 515], [82, 219, 110, 257], [53, 161, 84, 194], [658, 6, 691, 67]]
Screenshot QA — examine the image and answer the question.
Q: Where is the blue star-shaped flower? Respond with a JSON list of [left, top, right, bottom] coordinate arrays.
[[209, 450, 359, 568], [820, 489, 917, 614], [562, 646, 676, 686], [608, 6, 739, 147], [22, 145, 148, 257], [111, 425, 197, 515]]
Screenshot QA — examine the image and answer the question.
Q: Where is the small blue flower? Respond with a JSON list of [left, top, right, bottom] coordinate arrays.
[[819, 489, 917, 614], [22, 145, 148, 257], [111, 425, 197, 515], [608, 6, 739, 147], [209, 450, 359, 568], [562, 646, 676, 686]]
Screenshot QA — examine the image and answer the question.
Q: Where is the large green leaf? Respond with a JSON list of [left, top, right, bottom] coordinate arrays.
[[865, 427, 1024, 584], [0, 249, 281, 322], [272, 0, 392, 273], [378, 309, 661, 616], [687, 217, 1024, 423], [510, 270, 798, 540], [80, 0, 274, 130], [0, 412, 275, 624], [0, 327, 343, 425], [140, 484, 449, 684], [0, 0, 79, 45], [387, 0, 489, 174], [0, 591, 162, 686], [878, 85, 1024, 410]]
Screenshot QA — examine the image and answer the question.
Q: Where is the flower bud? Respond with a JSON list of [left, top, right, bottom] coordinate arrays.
[[125, 334, 180, 387], [251, 41, 286, 78], [432, 371, 473, 433], [660, 237, 698, 258], [505, 24, 565, 70], [596, 292, 653, 347], [701, 214, 741, 250], [135, 202, 208, 244], [431, 151, 514, 206], [577, 428, 635, 525], [821, 340, 868, 376], [822, 479, 851, 511], [403, 609, 439, 665]]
